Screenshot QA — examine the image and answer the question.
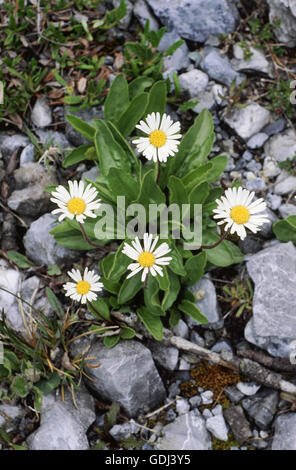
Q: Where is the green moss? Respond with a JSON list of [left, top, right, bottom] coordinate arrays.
[[212, 434, 240, 451]]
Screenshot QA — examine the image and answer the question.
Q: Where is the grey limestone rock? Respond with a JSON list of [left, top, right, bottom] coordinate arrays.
[[241, 388, 279, 430], [246, 242, 296, 339], [23, 213, 80, 266], [146, 0, 239, 43], [84, 339, 166, 417], [223, 102, 271, 140], [200, 47, 245, 86], [272, 413, 296, 450], [27, 388, 95, 450], [156, 410, 212, 450], [267, 0, 296, 47]]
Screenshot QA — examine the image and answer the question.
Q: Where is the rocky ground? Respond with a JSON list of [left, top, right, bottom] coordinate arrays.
[[0, 0, 296, 451]]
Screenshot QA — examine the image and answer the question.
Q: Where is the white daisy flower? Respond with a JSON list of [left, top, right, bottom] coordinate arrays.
[[63, 267, 103, 304], [50, 180, 101, 224], [122, 233, 172, 282], [133, 112, 182, 163], [212, 187, 269, 240]]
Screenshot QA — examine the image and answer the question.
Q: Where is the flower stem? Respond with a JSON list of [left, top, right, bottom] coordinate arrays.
[[79, 223, 115, 252], [156, 161, 161, 185], [200, 228, 231, 250]]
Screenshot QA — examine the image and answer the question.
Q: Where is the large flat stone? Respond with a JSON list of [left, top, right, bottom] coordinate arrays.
[[146, 0, 239, 43], [200, 47, 245, 86], [23, 213, 79, 266], [156, 410, 212, 450], [246, 242, 296, 339], [223, 102, 271, 140], [267, 0, 296, 47], [264, 129, 296, 163], [85, 339, 166, 417], [272, 413, 296, 450], [27, 388, 95, 450]]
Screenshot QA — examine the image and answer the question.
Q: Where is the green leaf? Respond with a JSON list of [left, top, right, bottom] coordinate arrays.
[[117, 92, 148, 137], [273, 216, 296, 243], [50, 225, 96, 250], [63, 144, 94, 168], [35, 371, 60, 395], [104, 74, 129, 124], [107, 121, 139, 171], [106, 401, 120, 428], [104, 335, 120, 348], [46, 265, 62, 276], [128, 76, 154, 100], [156, 268, 170, 291], [203, 186, 223, 214], [66, 115, 95, 141], [120, 326, 136, 339], [145, 81, 167, 116], [107, 242, 132, 282], [144, 276, 164, 316], [202, 229, 244, 267], [94, 119, 131, 177], [169, 109, 214, 177], [7, 251, 36, 269], [117, 274, 143, 305], [206, 155, 228, 183], [179, 100, 199, 112], [46, 287, 64, 318], [100, 253, 116, 278], [205, 186, 223, 203], [53, 69, 68, 86], [189, 182, 210, 206], [137, 307, 163, 340], [178, 299, 208, 324], [91, 177, 117, 204], [87, 299, 110, 320], [164, 39, 184, 57], [101, 278, 121, 295], [136, 169, 166, 208], [184, 251, 207, 286], [173, 72, 181, 97], [169, 243, 186, 277], [169, 307, 181, 328], [181, 163, 213, 192], [11, 375, 31, 398], [162, 271, 181, 311], [107, 167, 140, 204], [168, 176, 188, 208], [64, 96, 84, 105]]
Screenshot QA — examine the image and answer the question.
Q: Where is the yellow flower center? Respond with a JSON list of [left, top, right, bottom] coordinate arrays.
[[149, 130, 167, 148], [230, 205, 250, 224], [76, 280, 91, 295], [67, 197, 86, 215], [138, 252, 155, 268]]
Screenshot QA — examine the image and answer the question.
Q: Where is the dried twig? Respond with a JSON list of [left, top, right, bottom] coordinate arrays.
[[109, 311, 296, 397], [144, 396, 181, 419], [237, 349, 296, 373]]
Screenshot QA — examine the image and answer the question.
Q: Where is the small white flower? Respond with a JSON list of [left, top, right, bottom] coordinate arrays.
[[212, 187, 269, 240], [50, 180, 101, 224], [63, 267, 103, 304], [133, 112, 182, 163], [122, 233, 172, 282]]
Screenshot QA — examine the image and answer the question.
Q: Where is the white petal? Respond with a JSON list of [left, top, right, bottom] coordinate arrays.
[[127, 266, 143, 279]]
